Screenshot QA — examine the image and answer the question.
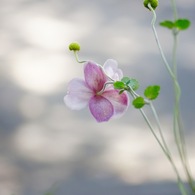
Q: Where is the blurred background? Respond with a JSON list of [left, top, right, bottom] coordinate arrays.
[[0, 0, 195, 194]]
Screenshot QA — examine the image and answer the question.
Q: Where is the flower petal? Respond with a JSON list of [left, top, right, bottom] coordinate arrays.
[[89, 95, 114, 122], [103, 59, 123, 81], [64, 78, 93, 110], [84, 61, 107, 92], [102, 90, 129, 117]]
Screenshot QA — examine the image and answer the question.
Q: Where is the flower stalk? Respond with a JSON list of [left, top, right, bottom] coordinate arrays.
[[128, 86, 188, 195], [147, 2, 195, 194]]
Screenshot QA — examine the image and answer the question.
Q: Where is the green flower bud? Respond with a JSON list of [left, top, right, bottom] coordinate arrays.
[[69, 42, 80, 51], [143, 0, 158, 10]]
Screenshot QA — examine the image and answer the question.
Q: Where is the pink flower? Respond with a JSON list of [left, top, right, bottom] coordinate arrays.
[[64, 59, 129, 122]]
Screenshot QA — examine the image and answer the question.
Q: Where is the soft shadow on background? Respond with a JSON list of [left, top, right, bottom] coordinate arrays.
[[0, 0, 195, 194]]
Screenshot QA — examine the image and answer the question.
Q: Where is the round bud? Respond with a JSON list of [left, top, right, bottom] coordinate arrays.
[[143, 0, 158, 10], [69, 42, 80, 51]]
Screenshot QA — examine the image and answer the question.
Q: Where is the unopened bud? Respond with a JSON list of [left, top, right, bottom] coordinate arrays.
[[143, 0, 158, 10], [69, 42, 80, 51]]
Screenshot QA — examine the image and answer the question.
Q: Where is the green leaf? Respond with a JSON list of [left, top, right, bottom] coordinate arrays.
[[113, 81, 125, 89], [121, 77, 130, 84], [160, 19, 191, 31], [128, 79, 139, 91], [175, 19, 191, 30], [132, 97, 145, 109], [159, 20, 175, 29], [121, 77, 139, 90], [144, 85, 160, 100]]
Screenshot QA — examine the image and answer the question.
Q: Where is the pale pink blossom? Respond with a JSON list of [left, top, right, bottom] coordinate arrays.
[[64, 60, 129, 122]]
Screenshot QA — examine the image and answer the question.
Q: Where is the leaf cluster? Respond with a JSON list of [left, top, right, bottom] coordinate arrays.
[[113, 77, 139, 94], [160, 18, 191, 31], [132, 85, 160, 109]]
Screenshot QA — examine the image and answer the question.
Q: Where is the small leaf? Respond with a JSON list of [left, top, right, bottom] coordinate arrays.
[[175, 19, 191, 30], [113, 81, 125, 89], [144, 85, 160, 100], [121, 77, 139, 90], [121, 77, 130, 84], [132, 97, 145, 109], [159, 20, 175, 29], [128, 79, 139, 91]]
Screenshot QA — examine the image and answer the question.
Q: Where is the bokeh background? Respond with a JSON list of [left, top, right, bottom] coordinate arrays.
[[0, 0, 195, 194]]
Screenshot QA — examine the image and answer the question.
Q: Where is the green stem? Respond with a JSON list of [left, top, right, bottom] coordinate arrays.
[[147, 3, 192, 194], [128, 88, 187, 195], [147, 3, 183, 168], [171, 2, 195, 192], [171, 0, 178, 20], [149, 101, 170, 154], [172, 28, 185, 177], [74, 51, 86, 63], [149, 102, 188, 195], [147, 4, 175, 80], [128, 89, 168, 156], [141, 105, 187, 195]]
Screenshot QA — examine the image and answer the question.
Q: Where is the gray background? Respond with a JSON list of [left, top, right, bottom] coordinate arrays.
[[0, 0, 195, 194]]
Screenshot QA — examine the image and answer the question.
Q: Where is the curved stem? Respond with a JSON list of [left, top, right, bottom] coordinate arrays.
[[128, 88, 187, 195], [97, 81, 114, 95], [149, 102, 189, 195], [148, 4, 175, 80], [147, 2, 195, 193], [140, 106, 187, 195], [171, 3, 195, 192], [74, 51, 86, 63]]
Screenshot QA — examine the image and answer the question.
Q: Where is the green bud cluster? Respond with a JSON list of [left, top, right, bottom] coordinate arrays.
[[143, 0, 158, 10], [69, 42, 80, 51]]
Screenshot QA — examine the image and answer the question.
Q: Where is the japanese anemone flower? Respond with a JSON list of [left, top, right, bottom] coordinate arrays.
[[64, 59, 129, 122]]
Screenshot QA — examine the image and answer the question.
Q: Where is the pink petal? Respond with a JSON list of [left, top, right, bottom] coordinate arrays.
[[64, 78, 93, 110], [89, 95, 114, 122], [102, 90, 129, 117], [84, 61, 107, 93], [103, 59, 123, 81]]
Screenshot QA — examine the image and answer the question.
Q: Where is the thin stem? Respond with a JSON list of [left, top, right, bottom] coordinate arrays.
[[171, 1, 195, 192], [172, 30, 178, 77], [148, 2, 195, 193], [128, 89, 168, 155], [97, 81, 114, 95], [141, 104, 187, 195], [128, 88, 187, 195], [140, 107, 187, 195], [139, 107, 169, 156], [149, 101, 170, 154], [172, 29, 185, 177], [148, 4, 175, 80], [147, 3, 182, 163], [149, 102, 189, 194], [74, 51, 86, 63], [147, 4, 182, 100], [171, 0, 178, 20], [172, 28, 185, 171]]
